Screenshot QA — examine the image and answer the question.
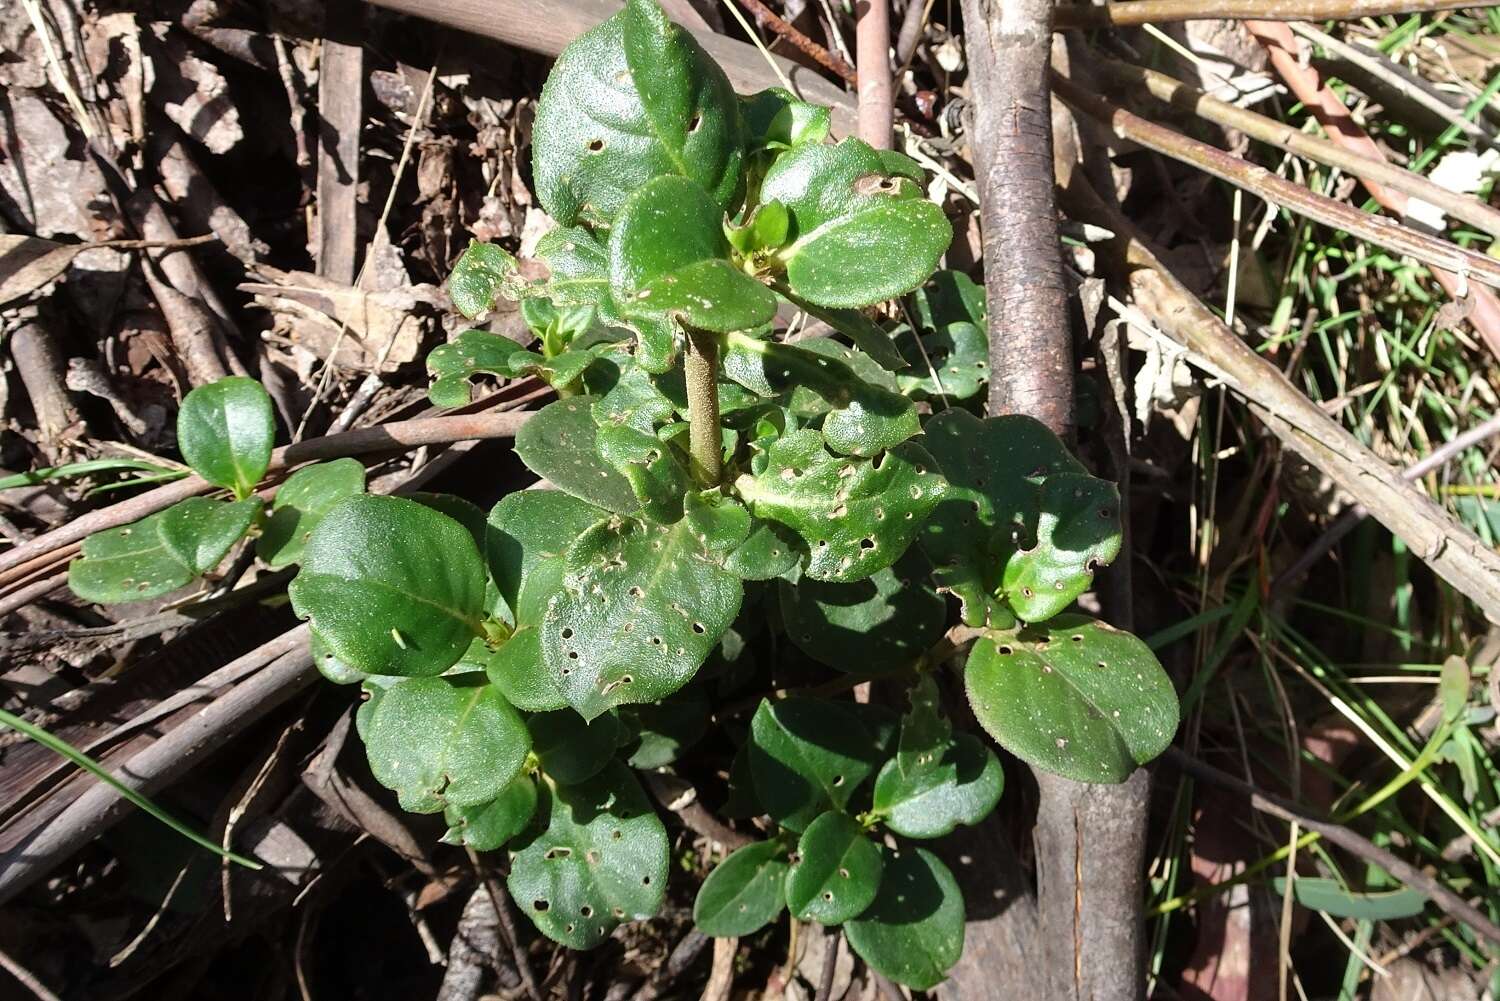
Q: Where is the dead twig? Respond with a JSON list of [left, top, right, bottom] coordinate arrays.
[[737, 0, 856, 83], [855, 0, 895, 148], [466, 848, 544, 1001], [641, 772, 754, 851], [0, 944, 63, 1001], [316, 0, 364, 285], [1053, 0, 1490, 29], [9, 320, 80, 459], [1053, 73, 1500, 295], [1165, 747, 1500, 949]]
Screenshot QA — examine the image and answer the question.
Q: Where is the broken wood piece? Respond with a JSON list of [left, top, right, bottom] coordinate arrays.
[[316, 0, 365, 285], [9, 319, 82, 459]]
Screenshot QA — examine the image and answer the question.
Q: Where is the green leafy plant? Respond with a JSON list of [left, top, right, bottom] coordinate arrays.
[[64, 0, 1179, 987]]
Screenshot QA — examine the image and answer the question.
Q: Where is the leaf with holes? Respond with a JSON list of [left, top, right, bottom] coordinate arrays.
[[531, 0, 742, 227], [894, 676, 949, 779], [1001, 474, 1123, 621], [177, 376, 275, 498], [872, 732, 1003, 839], [722, 333, 918, 457], [428, 330, 590, 407], [449, 241, 520, 318], [536, 226, 614, 313], [748, 697, 884, 832], [734, 429, 948, 583], [724, 518, 803, 581], [485, 491, 607, 711], [965, 615, 1179, 783], [779, 549, 944, 672], [844, 847, 964, 991], [361, 674, 530, 813], [785, 811, 882, 924], [528, 709, 624, 785], [69, 497, 261, 604], [919, 408, 1097, 626], [741, 88, 830, 150], [693, 840, 790, 937], [514, 398, 641, 514], [508, 761, 668, 949], [257, 459, 365, 569], [595, 423, 691, 523], [610, 176, 777, 355], [761, 138, 950, 309], [541, 515, 744, 720], [896, 270, 988, 400], [289, 495, 487, 677], [442, 772, 538, 851], [311, 631, 366, 685]]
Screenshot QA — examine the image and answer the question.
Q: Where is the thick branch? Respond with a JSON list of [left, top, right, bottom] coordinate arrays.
[[684, 329, 723, 487], [856, 0, 895, 148]]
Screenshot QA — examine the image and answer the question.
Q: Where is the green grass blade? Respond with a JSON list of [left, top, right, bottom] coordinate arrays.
[[0, 708, 263, 870]]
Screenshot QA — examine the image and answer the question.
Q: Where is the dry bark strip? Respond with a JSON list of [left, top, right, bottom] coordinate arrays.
[[360, 0, 858, 133], [317, 0, 365, 286], [1053, 0, 1492, 28]]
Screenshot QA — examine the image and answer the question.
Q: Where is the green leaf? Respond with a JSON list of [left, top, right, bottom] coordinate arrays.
[[722, 333, 918, 457], [872, 733, 1003, 839], [965, 615, 1179, 783], [693, 840, 790, 937], [362, 674, 530, 813], [785, 811, 883, 924], [895, 676, 950, 779], [622, 687, 710, 768], [449, 241, 519, 318], [610, 176, 777, 346], [515, 398, 641, 514], [920, 408, 1120, 626], [177, 376, 275, 498], [531, 1, 742, 227], [735, 429, 949, 583], [845, 847, 964, 991], [897, 273, 988, 400], [762, 139, 951, 309], [528, 709, 623, 785], [775, 289, 910, 372], [311, 631, 367, 685], [741, 88, 831, 149], [1271, 877, 1427, 921], [508, 761, 668, 949], [779, 549, 944, 672], [289, 495, 487, 677], [724, 518, 803, 581], [257, 459, 365, 569], [595, 423, 692, 523], [1002, 475, 1122, 622], [69, 497, 260, 604], [427, 330, 524, 408], [485, 491, 609, 711], [542, 515, 744, 719], [748, 697, 884, 832], [536, 226, 613, 311], [443, 772, 538, 851]]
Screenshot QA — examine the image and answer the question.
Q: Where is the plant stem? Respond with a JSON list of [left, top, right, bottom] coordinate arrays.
[[684, 327, 723, 488]]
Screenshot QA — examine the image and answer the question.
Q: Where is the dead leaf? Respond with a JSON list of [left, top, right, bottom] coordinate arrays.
[[0, 236, 86, 307]]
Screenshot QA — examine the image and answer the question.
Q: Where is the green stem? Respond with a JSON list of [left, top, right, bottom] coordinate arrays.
[[684, 326, 722, 488]]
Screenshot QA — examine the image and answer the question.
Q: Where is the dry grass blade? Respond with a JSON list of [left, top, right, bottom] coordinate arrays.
[[1053, 0, 1493, 29]]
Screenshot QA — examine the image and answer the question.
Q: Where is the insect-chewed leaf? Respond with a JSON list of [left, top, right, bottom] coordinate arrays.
[[535, 226, 612, 311], [919, 408, 1099, 625], [785, 811, 882, 924], [449, 241, 519, 318], [429, 330, 566, 408], [844, 847, 964, 991], [735, 429, 948, 583], [515, 398, 642, 514], [531, 0, 742, 227], [485, 491, 607, 711], [741, 88, 830, 150], [595, 424, 691, 523], [443, 772, 538, 851], [871, 732, 1003, 839], [965, 615, 1179, 783], [610, 176, 777, 353], [528, 709, 623, 785], [177, 376, 275, 498], [257, 458, 366, 569], [896, 270, 988, 400], [361, 674, 530, 814], [69, 497, 261, 604], [779, 549, 944, 672], [288, 495, 487, 677], [722, 333, 917, 457], [592, 366, 677, 434], [761, 139, 950, 309], [1001, 474, 1122, 621], [541, 516, 744, 720], [748, 698, 884, 832], [311, 631, 367, 685], [508, 761, 668, 949], [693, 840, 790, 937]]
